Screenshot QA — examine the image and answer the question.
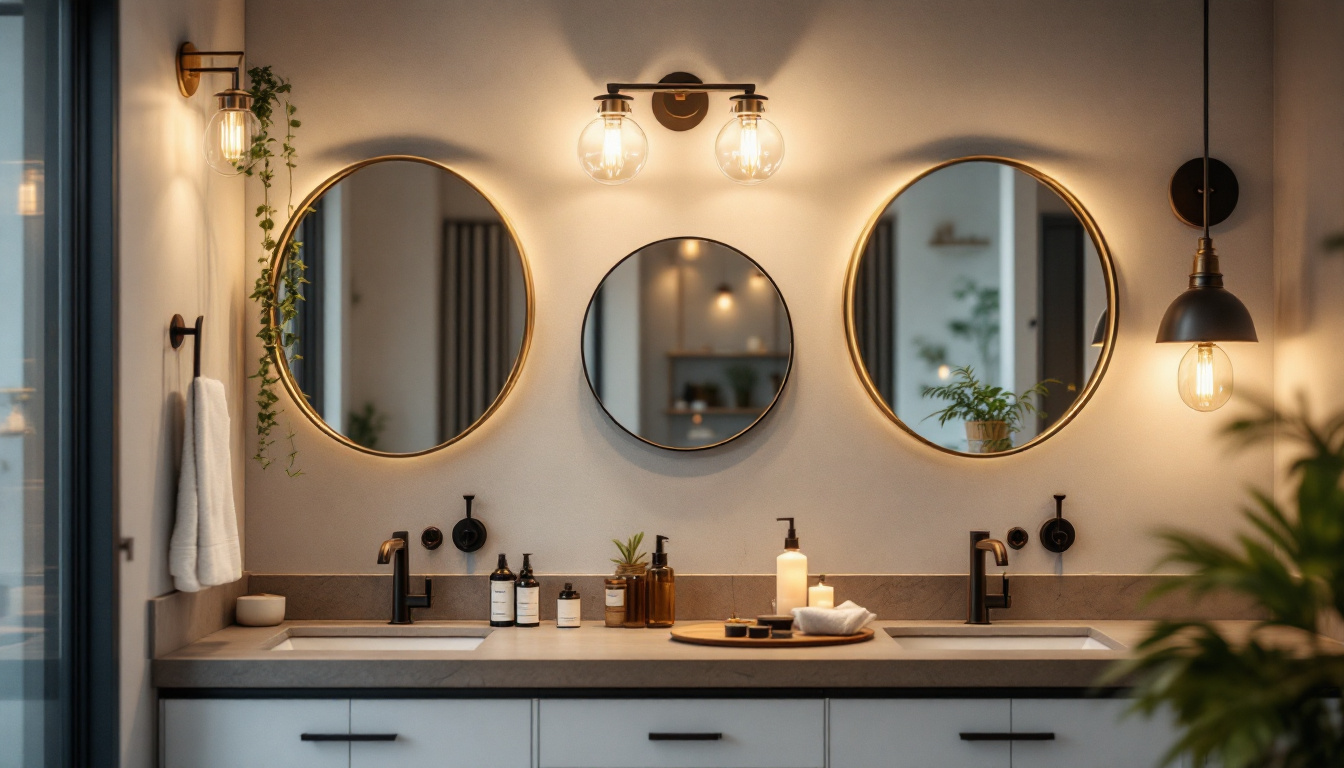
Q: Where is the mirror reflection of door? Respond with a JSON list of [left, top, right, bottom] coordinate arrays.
[[582, 239, 793, 450], [851, 159, 1110, 455], [282, 158, 528, 455]]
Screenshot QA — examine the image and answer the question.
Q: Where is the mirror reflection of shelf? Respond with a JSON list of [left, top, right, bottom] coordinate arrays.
[[665, 407, 764, 416], [666, 351, 788, 359]]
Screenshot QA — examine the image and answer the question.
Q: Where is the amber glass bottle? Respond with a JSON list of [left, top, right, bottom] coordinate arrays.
[[646, 535, 675, 628], [619, 565, 647, 628]]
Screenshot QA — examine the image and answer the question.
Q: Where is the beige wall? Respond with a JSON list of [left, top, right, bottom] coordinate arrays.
[[241, 0, 1276, 578], [1273, 0, 1344, 465], [119, 0, 247, 764]]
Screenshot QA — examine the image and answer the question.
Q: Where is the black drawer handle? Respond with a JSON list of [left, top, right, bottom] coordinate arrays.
[[960, 732, 1055, 741], [649, 732, 723, 741], [301, 733, 398, 742]]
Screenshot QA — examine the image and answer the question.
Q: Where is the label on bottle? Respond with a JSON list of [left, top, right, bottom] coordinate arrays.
[[605, 588, 624, 608], [557, 598, 581, 628], [516, 586, 540, 625], [490, 581, 515, 622]]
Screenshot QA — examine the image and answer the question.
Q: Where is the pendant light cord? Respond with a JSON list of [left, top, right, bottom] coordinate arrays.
[[1203, 0, 1210, 240]]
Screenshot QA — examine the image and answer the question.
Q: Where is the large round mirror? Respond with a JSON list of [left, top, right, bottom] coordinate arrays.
[[846, 157, 1116, 456], [272, 156, 532, 456], [582, 238, 793, 450]]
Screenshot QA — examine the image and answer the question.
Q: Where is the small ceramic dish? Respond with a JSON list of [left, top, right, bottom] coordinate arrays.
[[236, 593, 286, 627]]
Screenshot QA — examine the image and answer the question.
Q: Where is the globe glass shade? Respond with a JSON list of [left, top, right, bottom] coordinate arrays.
[[1177, 342, 1233, 412], [577, 114, 648, 185], [714, 112, 784, 184], [203, 107, 261, 176]]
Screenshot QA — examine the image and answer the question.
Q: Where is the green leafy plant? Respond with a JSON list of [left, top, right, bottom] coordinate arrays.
[[1109, 398, 1344, 768], [611, 532, 648, 569], [345, 402, 388, 450], [724, 364, 759, 408], [245, 66, 305, 475], [948, 279, 1000, 374], [922, 366, 1054, 432]]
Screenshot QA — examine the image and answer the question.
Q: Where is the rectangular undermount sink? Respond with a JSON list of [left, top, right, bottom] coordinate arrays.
[[885, 626, 1123, 651], [269, 628, 490, 652]]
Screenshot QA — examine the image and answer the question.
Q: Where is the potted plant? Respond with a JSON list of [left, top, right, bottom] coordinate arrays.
[[609, 533, 648, 628], [922, 366, 1055, 453], [1108, 400, 1344, 768], [725, 364, 759, 409]]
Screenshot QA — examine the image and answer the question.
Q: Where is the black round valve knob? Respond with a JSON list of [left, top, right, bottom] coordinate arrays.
[[451, 494, 487, 553], [1040, 494, 1076, 554]]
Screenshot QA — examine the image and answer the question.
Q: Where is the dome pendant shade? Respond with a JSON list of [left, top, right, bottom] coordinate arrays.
[[1155, 237, 1257, 343]]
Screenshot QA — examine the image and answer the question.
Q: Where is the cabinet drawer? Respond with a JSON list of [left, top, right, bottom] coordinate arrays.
[[163, 699, 350, 768], [830, 699, 1011, 768], [1010, 699, 1180, 768], [538, 699, 824, 768], [350, 699, 532, 768]]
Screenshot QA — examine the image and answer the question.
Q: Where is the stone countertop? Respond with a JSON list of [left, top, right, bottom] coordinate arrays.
[[153, 619, 1333, 692]]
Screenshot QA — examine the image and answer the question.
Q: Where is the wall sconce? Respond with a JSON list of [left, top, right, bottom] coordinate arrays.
[[176, 42, 261, 176], [578, 73, 784, 185], [1155, 0, 1256, 413]]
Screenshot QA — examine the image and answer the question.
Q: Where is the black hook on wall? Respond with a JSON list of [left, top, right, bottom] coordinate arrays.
[[170, 314, 203, 378]]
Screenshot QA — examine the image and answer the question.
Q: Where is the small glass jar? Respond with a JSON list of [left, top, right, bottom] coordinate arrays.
[[603, 577, 627, 628], [615, 563, 648, 628]]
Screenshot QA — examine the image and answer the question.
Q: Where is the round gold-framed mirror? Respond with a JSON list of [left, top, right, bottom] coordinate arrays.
[[845, 156, 1117, 457], [270, 155, 533, 457], [581, 237, 794, 451]]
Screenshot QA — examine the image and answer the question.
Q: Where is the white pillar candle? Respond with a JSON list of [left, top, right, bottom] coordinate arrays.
[[808, 578, 834, 609]]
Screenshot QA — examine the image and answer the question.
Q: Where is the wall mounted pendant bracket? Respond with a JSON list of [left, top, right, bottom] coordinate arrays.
[[1169, 156, 1239, 228], [605, 73, 758, 133], [176, 41, 245, 97]]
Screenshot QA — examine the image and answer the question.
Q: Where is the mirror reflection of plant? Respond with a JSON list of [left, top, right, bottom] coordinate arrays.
[[948, 279, 1000, 377], [1107, 398, 1344, 768], [724, 364, 759, 408], [922, 366, 1055, 450], [346, 402, 387, 450], [245, 66, 307, 476]]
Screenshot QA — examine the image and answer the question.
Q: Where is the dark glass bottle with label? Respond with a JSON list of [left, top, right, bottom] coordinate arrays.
[[489, 554, 515, 627], [646, 535, 675, 628], [515, 553, 540, 627]]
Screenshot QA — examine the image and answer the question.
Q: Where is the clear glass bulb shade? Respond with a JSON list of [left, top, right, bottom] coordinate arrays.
[[577, 114, 648, 185], [714, 112, 784, 184], [204, 107, 261, 176], [1177, 342, 1233, 412]]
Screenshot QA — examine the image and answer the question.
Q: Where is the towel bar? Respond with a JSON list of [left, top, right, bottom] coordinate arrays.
[[170, 314, 203, 378]]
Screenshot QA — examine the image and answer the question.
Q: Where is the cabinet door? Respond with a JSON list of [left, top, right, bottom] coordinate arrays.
[[539, 699, 824, 768], [349, 699, 532, 768], [163, 699, 350, 768], [829, 699, 1012, 768], [1009, 699, 1181, 768]]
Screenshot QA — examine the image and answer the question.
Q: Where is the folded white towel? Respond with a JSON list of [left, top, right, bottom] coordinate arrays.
[[791, 600, 876, 636], [169, 378, 241, 592]]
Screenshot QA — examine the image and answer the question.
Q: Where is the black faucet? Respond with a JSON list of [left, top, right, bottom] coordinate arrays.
[[378, 531, 432, 625], [967, 530, 1011, 625]]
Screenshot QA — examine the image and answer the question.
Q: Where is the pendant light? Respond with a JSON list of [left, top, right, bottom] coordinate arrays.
[[1155, 0, 1257, 412]]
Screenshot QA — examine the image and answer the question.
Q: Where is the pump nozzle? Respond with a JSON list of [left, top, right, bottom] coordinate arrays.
[[652, 535, 669, 567], [777, 517, 799, 550]]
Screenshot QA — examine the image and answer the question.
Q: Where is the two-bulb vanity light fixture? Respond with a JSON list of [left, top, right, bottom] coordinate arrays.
[[578, 73, 784, 185], [176, 43, 261, 176], [1156, 0, 1257, 412]]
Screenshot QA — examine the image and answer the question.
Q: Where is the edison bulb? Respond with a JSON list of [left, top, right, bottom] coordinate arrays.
[[1177, 342, 1233, 412], [578, 96, 647, 185], [203, 90, 260, 176], [714, 96, 783, 185]]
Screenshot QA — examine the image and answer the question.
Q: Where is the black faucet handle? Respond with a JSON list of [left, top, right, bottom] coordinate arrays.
[[1000, 573, 1011, 605]]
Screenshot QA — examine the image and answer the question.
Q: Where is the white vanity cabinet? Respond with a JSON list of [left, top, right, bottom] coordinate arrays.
[[161, 698, 533, 768], [831, 698, 1184, 768]]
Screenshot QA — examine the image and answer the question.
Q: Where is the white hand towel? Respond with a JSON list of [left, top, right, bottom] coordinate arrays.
[[169, 378, 241, 592], [791, 600, 876, 636]]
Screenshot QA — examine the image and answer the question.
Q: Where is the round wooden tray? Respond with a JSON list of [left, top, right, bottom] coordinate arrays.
[[669, 623, 875, 648]]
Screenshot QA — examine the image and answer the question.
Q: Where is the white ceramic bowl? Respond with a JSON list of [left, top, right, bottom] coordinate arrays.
[[236, 593, 286, 627]]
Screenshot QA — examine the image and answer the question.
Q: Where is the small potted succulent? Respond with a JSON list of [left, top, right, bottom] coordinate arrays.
[[922, 366, 1055, 453]]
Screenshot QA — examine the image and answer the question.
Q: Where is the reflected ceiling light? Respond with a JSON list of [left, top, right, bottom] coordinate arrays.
[[679, 239, 702, 260], [176, 42, 261, 176], [1155, 0, 1256, 412], [580, 73, 783, 185], [715, 283, 735, 310]]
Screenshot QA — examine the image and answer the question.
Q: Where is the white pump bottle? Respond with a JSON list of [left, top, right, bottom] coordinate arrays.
[[775, 517, 808, 615]]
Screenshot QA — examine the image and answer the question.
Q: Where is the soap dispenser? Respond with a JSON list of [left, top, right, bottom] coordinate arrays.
[[775, 518, 807, 615], [515, 553, 540, 627], [645, 535, 675, 628], [489, 553, 515, 627]]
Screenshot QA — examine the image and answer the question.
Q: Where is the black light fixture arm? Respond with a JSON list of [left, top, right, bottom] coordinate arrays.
[[1202, 0, 1210, 242], [605, 82, 756, 96], [176, 42, 246, 96]]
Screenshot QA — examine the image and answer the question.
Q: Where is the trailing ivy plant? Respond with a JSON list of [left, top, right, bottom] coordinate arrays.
[[245, 66, 306, 475]]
